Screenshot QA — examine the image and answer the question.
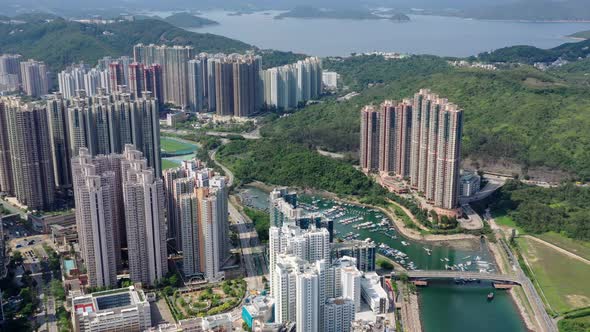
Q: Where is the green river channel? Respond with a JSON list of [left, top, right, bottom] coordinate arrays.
[[238, 186, 527, 332]]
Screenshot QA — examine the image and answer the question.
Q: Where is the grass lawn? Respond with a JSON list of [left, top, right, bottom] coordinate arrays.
[[538, 232, 590, 262], [518, 237, 590, 313], [493, 212, 527, 234], [389, 204, 416, 229], [558, 315, 590, 332], [161, 137, 196, 154], [162, 159, 179, 170]]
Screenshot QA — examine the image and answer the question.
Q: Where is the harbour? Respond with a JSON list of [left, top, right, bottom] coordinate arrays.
[[238, 185, 527, 331]]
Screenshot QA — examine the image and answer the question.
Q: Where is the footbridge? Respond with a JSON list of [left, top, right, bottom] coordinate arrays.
[[399, 270, 522, 284]]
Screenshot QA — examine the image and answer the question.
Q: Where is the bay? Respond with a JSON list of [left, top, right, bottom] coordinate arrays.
[[191, 11, 590, 57]]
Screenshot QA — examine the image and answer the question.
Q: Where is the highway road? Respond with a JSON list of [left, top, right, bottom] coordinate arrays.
[[499, 239, 558, 332], [210, 144, 269, 326], [459, 177, 505, 204], [210, 147, 266, 291]]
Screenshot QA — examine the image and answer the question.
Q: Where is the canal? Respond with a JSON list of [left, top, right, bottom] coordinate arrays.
[[238, 185, 527, 331]]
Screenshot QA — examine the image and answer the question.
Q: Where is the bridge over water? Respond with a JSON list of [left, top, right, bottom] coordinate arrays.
[[397, 270, 522, 284]]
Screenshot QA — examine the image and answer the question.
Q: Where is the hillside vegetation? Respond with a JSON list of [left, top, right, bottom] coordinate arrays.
[[262, 55, 590, 179], [162, 12, 219, 28], [475, 39, 590, 64], [486, 181, 590, 241], [570, 30, 590, 40], [0, 18, 251, 70], [216, 139, 384, 198]]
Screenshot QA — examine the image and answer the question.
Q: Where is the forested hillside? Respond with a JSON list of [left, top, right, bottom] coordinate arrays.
[[0, 17, 251, 70], [485, 181, 590, 241], [262, 55, 590, 180], [475, 39, 590, 64]]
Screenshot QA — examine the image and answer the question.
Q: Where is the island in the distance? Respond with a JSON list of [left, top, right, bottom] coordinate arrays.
[[569, 30, 590, 40], [275, 6, 410, 22], [162, 12, 219, 28]]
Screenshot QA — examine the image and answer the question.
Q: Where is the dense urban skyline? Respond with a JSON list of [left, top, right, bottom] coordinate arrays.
[[0, 8, 583, 332]]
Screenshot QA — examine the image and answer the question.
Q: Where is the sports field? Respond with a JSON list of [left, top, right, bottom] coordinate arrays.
[[518, 237, 590, 313], [538, 232, 590, 262], [161, 137, 197, 154], [162, 159, 179, 170]]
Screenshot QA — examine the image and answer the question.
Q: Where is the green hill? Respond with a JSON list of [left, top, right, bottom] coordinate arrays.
[[475, 39, 590, 64], [570, 30, 590, 40], [0, 18, 251, 70], [261, 55, 590, 180], [162, 12, 219, 28]]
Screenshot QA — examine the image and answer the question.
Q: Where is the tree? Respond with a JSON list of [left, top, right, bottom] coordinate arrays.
[[12, 251, 24, 266], [50, 280, 66, 301], [398, 272, 409, 284], [163, 286, 174, 297]]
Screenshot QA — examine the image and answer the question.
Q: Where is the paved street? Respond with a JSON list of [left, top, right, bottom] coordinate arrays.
[[499, 239, 558, 332], [459, 176, 505, 204], [210, 147, 267, 291]]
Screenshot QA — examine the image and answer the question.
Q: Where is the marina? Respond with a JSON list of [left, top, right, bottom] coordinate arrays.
[[238, 185, 527, 331]]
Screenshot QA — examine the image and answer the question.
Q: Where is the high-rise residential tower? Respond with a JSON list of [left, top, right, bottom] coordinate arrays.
[[162, 160, 229, 281], [143, 64, 164, 108], [128, 62, 145, 98], [324, 298, 355, 332], [133, 44, 194, 108], [409, 89, 463, 209], [296, 271, 320, 332], [20, 59, 49, 97], [0, 54, 22, 93], [360, 105, 380, 172], [262, 57, 322, 111], [58, 63, 90, 99], [208, 53, 262, 117], [0, 99, 13, 194], [394, 100, 413, 178], [122, 146, 168, 286], [187, 58, 205, 112], [47, 93, 73, 188], [108, 62, 125, 93], [71, 148, 119, 287], [3, 97, 55, 210], [361, 89, 463, 210]]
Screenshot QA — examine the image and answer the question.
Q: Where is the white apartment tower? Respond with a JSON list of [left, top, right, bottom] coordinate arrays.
[[341, 266, 362, 313], [324, 298, 355, 332], [20, 59, 49, 97], [71, 148, 118, 288], [296, 272, 320, 332], [122, 145, 168, 286]]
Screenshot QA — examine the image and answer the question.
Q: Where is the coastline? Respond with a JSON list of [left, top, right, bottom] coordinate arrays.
[[488, 241, 537, 331], [243, 183, 533, 330], [245, 181, 481, 249]]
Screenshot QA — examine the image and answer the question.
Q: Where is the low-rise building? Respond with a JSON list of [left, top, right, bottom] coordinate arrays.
[[166, 112, 189, 127], [460, 171, 481, 197], [351, 316, 390, 331], [242, 295, 275, 328], [51, 224, 78, 247], [29, 210, 75, 233], [322, 71, 338, 90], [177, 314, 233, 331], [71, 286, 151, 332], [360, 272, 389, 314]]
